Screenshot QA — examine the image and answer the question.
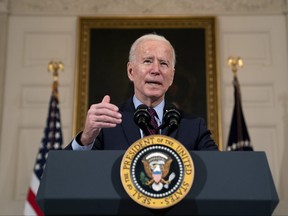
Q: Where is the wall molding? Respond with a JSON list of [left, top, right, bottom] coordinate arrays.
[[7, 0, 288, 16]]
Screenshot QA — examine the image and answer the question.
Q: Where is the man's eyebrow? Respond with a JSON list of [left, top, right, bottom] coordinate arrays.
[[142, 56, 153, 59], [159, 58, 170, 63], [141, 56, 154, 61]]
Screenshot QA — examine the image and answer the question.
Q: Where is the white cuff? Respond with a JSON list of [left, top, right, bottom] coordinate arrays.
[[71, 138, 93, 151]]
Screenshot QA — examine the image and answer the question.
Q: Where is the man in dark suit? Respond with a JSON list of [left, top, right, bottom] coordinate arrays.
[[66, 33, 218, 151]]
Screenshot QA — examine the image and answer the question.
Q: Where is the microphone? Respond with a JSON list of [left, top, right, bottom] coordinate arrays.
[[134, 104, 151, 136], [163, 105, 181, 136]]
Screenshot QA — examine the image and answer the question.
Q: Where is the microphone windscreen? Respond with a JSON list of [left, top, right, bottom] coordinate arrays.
[[134, 104, 151, 136], [134, 104, 150, 125], [164, 105, 181, 124]]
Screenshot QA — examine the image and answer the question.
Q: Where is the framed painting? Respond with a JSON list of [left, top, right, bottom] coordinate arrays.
[[74, 16, 222, 149]]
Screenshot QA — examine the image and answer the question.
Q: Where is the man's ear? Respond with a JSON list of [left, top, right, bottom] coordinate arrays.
[[127, 62, 134, 81], [169, 68, 175, 86]]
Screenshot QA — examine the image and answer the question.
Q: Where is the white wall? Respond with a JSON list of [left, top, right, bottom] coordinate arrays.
[[218, 15, 288, 215], [0, 16, 77, 214], [0, 0, 287, 215]]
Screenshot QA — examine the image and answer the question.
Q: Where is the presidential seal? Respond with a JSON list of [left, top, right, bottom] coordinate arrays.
[[120, 135, 194, 209]]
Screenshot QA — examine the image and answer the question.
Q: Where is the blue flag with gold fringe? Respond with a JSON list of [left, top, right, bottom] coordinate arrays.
[[227, 76, 253, 151]]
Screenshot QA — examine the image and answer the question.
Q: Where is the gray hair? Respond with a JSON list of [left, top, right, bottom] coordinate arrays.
[[128, 33, 176, 67]]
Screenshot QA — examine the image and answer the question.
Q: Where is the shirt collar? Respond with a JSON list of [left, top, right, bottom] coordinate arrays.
[[132, 95, 164, 122]]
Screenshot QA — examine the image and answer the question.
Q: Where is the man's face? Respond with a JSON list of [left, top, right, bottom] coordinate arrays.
[[127, 40, 175, 105]]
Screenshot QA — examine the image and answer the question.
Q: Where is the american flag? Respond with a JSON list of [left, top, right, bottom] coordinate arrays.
[[24, 82, 63, 215], [227, 76, 253, 151]]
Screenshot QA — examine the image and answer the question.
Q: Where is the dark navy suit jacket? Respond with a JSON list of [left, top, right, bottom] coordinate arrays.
[[66, 97, 218, 151]]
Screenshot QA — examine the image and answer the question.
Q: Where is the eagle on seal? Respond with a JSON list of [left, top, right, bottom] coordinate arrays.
[[142, 152, 173, 191]]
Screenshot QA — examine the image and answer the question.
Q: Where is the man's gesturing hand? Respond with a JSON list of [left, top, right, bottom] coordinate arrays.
[[80, 95, 122, 146]]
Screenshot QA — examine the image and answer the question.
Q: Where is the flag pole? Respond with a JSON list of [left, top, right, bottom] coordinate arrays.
[[226, 56, 253, 151], [24, 60, 64, 216]]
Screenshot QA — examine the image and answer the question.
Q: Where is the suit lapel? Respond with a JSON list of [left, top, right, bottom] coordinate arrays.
[[120, 98, 141, 147], [161, 126, 178, 138], [122, 111, 141, 146]]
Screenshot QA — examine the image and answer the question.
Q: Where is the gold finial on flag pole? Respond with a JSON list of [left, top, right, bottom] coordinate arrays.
[[48, 60, 64, 82], [48, 60, 64, 100], [227, 56, 243, 77]]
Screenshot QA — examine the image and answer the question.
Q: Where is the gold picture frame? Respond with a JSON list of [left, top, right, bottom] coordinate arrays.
[[74, 16, 222, 149]]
